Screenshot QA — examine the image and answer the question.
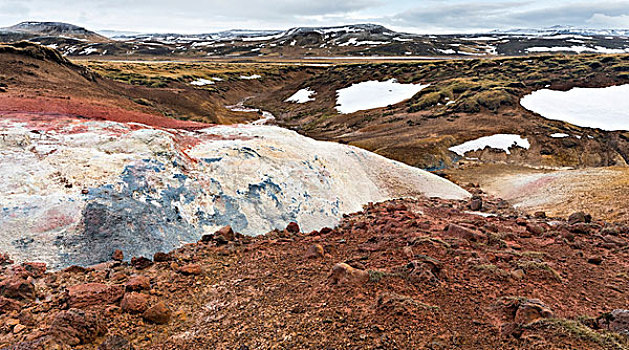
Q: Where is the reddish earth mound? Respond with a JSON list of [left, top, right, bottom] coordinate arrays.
[[0, 94, 209, 130], [1, 196, 627, 349]]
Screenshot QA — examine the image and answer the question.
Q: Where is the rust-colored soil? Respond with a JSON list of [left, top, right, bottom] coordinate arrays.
[[1, 198, 627, 349]]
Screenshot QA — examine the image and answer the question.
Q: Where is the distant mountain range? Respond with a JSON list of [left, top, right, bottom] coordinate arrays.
[[1, 21, 628, 58]]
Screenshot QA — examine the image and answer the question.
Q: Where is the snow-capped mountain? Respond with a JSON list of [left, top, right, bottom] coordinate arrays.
[[1, 21, 109, 42], [492, 25, 629, 37]]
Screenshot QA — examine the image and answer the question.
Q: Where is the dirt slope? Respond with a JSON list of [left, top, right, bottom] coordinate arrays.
[[0, 197, 628, 349], [0, 42, 259, 126]]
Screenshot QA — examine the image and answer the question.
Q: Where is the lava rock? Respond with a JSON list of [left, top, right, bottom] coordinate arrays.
[[153, 252, 172, 262], [0, 274, 36, 300], [112, 250, 124, 262], [215, 225, 235, 241], [0, 296, 22, 315], [66, 283, 124, 309], [329, 263, 368, 285], [50, 308, 106, 346], [130, 257, 153, 270], [286, 222, 300, 234], [469, 196, 483, 211], [568, 212, 591, 225], [142, 301, 171, 324], [121, 292, 149, 314], [514, 299, 554, 325], [304, 244, 325, 259], [125, 275, 150, 292], [177, 263, 202, 276]]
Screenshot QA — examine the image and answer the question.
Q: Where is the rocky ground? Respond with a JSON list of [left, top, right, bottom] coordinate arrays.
[[1, 195, 628, 349]]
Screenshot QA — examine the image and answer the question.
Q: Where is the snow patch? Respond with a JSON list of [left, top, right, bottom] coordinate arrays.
[[521, 85, 629, 131], [240, 74, 262, 80], [190, 78, 215, 86], [336, 79, 429, 114], [285, 88, 316, 103], [449, 134, 530, 156]]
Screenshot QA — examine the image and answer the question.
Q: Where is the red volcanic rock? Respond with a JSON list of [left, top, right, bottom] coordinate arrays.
[[50, 308, 105, 346], [468, 196, 483, 211], [526, 224, 545, 236], [67, 283, 124, 309], [178, 264, 202, 276], [0, 252, 14, 265], [0, 296, 22, 315], [125, 275, 151, 292], [286, 222, 300, 234], [121, 292, 149, 314], [514, 299, 554, 325], [112, 250, 124, 262], [153, 251, 173, 262], [568, 212, 592, 225], [304, 244, 325, 259], [215, 225, 235, 241], [329, 263, 368, 285], [142, 302, 171, 324], [0, 275, 35, 300], [22, 262, 47, 278], [130, 257, 153, 270], [446, 224, 483, 242]]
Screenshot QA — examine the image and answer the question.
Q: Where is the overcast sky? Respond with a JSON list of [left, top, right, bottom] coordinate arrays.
[[1, 0, 628, 34]]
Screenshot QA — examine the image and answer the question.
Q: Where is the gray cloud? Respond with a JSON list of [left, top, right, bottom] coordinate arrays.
[[389, 0, 629, 31], [0, 0, 628, 33]]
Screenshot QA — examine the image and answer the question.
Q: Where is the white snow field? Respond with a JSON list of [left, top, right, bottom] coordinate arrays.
[[285, 88, 316, 103], [550, 133, 569, 138], [520, 85, 629, 131], [190, 78, 215, 86], [336, 79, 429, 114], [526, 46, 629, 54], [240, 74, 262, 80], [449, 134, 531, 156]]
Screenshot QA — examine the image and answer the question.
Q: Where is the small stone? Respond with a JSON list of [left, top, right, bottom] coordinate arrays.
[[125, 275, 151, 292], [587, 256, 603, 265], [178, 263, 202, 276], [286, 222, 300, 234], [13, 324, 26, 333], [469, 196, 482, 211], [534, 211, 547, 219], [67, 283, 124, 309], [215, 225, 235, 241], [526, 224, 545, 236], [142, 302, 171, 324], [112, 250, 124, 262], [130, 257, 153, 270], [50, 308, 106, 346], [305, 244, 325, 259], [22, 262, 47, 278], [568, 212, 591, 225], [402, 246, 414, 259], [121, 292, 149, 314], [153, 252, 172, 262], [0, 275, 35, 300], [329, 263, 369, 285], [514, 299, 554, 325], [0, 296, 22, 315]]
